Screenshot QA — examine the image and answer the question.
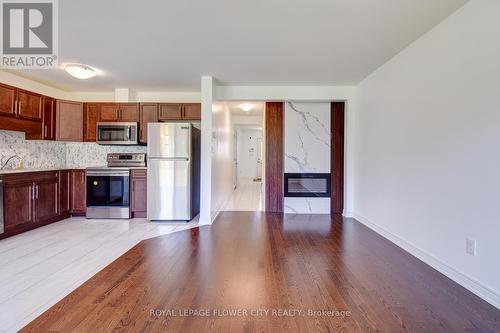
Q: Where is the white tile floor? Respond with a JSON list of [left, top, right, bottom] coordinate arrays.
[[0, 217, 198, 333], [223, 179, 263, 211]]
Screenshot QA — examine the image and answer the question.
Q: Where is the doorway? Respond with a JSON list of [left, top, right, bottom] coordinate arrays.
[[223, 101, 265, 211]]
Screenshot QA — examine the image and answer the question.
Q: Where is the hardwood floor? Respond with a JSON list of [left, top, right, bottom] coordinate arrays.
[[21, 212, 499, 332]]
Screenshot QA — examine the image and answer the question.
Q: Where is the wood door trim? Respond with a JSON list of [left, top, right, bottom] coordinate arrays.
[[264, 102, 284, 212], [331, 102, 345, 214]]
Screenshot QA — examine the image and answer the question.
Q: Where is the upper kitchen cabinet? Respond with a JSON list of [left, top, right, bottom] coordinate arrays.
[[183, 103, 201, 120], [0, 83, 16, 116], [84, 103, 100, 141], [0, 83, 43, 139], [119, 103, 140, 121], [17, 90, 42, 121], [139, 103, 158, 143], [99, 103, 120, 121], [158, 103, 183, 120], [158, 103, 200, 121], [56, 100, 84, 142], [42, 96, 56, 140], [99, 103, 139, 122]]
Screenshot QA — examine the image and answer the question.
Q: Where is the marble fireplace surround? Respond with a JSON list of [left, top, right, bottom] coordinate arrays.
[[284, 102, 331, 214], [0, 130, 147, 170]]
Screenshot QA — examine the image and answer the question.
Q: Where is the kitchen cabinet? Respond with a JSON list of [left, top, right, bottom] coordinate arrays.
[[0, 83, 42, 139], [131, 169, 147, 218], [42, 96, 56, 140], [33, 173, 59, 223], [56, 100, 84, 142], [158, 103, 201, 121], [3, 178, 35, 230], [119, 103, 140, 122], [99, 103, 119, 121], [183, 103, 202, 120], [1, 171, 65, 238], [70, 169, 86, 214], [139, 103, 158, 143], [158, 103, 183, 120], [0, 83, 16, 116], [99, 103, 139, 122], [84, 103, 100, 141], [59, 170, 71, 215], [17, 90, 42, 121]]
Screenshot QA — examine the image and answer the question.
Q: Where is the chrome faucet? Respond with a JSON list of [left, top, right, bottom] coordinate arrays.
[[0, 155, 22, 170]]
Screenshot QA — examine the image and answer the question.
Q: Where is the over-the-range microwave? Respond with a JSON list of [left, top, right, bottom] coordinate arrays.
[[96, 122, 138, 145]]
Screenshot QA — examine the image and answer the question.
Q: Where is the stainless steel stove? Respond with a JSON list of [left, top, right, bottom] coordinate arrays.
[[86, 153, 146, 219]]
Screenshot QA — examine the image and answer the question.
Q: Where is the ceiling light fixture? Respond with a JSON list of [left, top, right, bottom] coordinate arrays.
[[240, 103, 255, 112], [64, 63, 97, 79]]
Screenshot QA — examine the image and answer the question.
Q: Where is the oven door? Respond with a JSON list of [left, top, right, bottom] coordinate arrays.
[[96, 122, 138, 145], [87, 171, 130, 207]]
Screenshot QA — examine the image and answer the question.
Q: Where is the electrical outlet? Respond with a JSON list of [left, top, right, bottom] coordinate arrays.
[[466, 238, 476, 256]]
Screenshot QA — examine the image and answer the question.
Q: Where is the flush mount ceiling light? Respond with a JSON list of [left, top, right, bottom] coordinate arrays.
[[64, 63, 97, 79], [239, 103, 255, 112]]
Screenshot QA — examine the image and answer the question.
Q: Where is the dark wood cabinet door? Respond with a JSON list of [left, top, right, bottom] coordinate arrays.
[[70, 170, 86, 214], [139, 103, 158, 143], [158, 103, 183, 120], [42, 96, 56, 140], [182, 103, 201, 120], [59, 170, 71, 215], [119, 103, 140, 122], [17, 90, 42, 121], [99, 104, 120, 122], [0, 83, 16, 116], [34, 177, 59, 223], [84, 103, 100, 141], [3, 180, 34, 229], [131, 170, 147, 217], [56, 100, 83, 142]]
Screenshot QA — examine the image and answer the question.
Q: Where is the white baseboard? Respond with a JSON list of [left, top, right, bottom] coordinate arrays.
[[352, 213, 500, 310]]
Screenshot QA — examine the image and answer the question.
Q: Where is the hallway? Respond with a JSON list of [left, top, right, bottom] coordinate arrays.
[[223, 179, 263, 211]]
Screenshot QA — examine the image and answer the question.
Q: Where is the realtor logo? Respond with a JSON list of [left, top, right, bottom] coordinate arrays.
[[1, 0, 58, 68]]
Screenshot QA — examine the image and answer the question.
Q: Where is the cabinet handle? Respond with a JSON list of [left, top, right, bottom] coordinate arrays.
[[32, 185, 35, 200], [14, 100, 18, 114], [18, 101, 22, 114], [181, 105, 185, 119], [44, 125, 48, 137], [36, 185, 39, 199]]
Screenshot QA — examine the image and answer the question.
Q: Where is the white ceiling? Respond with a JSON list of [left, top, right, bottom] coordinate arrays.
[[9, 0, 467, 91], [226, 101, 265, 116]]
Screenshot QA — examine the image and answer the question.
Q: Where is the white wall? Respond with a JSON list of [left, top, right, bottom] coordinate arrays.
[[210, 102, 234, 219], [353, 0, 500, 308]]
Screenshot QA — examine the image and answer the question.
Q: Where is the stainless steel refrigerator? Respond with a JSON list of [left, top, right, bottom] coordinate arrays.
[[147, 123, 200, 221]]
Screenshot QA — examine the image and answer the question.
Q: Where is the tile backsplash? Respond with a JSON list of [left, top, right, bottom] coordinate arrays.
[[0, 130, 147, 170]]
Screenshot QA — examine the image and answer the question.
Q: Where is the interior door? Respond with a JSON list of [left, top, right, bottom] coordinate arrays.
[[256, 137, 263, 180], [147, 159, 190, 220]]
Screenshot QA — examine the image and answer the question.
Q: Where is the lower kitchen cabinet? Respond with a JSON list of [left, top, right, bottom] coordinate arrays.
[[34, 173, 59, 223], [59, 170, 71, 215], [70, 169, 86, 214], [1, 171, 72, 239], [2, 178, 35, 230], [131, 169, 147, 217]]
